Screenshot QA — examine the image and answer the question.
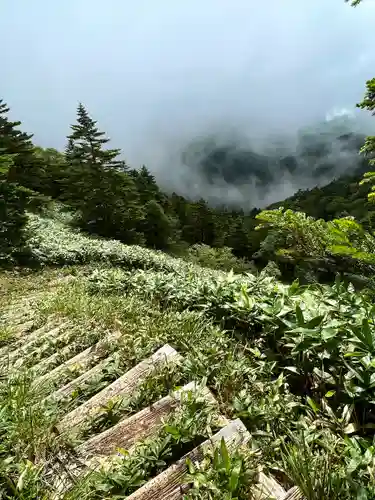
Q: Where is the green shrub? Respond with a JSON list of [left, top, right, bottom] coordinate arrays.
[[186, 244, 255, 273]]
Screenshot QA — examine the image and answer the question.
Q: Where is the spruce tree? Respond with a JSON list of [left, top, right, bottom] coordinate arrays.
[[64, 104, 144, 243], [140, 200, 179, 249], [0, 100, 47, 194], [67, 103, 125, 170], [0, 101, 33, 261], [181, 199, 216, 246], [0, 100, 34, 158], [129, 165, 162, 204]]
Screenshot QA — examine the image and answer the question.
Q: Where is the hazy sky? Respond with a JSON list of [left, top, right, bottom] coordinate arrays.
[[2, 0, 375, 172]]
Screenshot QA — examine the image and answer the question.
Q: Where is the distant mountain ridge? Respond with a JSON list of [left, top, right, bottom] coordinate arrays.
[[179, 114, 369, 209]]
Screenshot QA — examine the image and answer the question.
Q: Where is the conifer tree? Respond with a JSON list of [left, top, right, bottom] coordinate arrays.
[[0, 100, 47, 195], [129, 165, 162, 204], [0, 101, 33, 261], [64, 103, 144, 243], [0, 100, 34, 157], [67, 103, 125, 170], [141, 199, 177, 249]]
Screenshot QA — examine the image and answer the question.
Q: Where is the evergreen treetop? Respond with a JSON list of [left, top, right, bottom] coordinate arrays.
[[67, 103, 125, 170], [0, 99, 34, 157]]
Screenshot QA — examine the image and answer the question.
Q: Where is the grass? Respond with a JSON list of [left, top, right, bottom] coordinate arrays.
[[183, 439, 259, 499], [1, 267, 259, 497], [65, 389, 222, 499], [79, 361, 185, 441], [2, 214, 375, 498]]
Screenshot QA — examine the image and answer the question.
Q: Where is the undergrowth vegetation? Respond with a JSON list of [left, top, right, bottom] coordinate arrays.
[[2, 213, 375, 497]]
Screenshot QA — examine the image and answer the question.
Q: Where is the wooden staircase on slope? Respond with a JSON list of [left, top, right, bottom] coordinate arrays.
[[0, 282, 304, 499]]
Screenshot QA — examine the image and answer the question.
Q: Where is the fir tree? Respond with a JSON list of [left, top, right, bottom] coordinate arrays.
[[0, 101, 34, 261], [140, 200, 179, 250], [129, 165, 162, 204], [0, 100, 34, 158], [67, 103, 125, 170], [64, 103, 144, 243], [0, 100, 47, 194]]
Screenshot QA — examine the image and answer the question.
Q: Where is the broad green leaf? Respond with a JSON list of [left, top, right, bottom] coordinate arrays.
[[307, 397, 320, 414], [321, 328, 337, 341], [325, 390, 336, 398], [220, 438, 231, 473], [284, 366, 300, 375], [229, 462, 242, 492], [306, 315, 324, 329], [295, 304, 304, 326]]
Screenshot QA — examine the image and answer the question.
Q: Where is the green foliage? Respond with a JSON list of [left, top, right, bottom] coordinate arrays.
[[84, 261, 375, 496], [63, 103, 144, 244], [26, 212, 198, 271], [356, 78, 375, 203], [67, 103, 124, 170], [141, 200, 178, 249], [32, 147, 67, 198], [68, 388, 220, 498], [0, 155, 27, 261], [87, 263, 375, 423], [255, 208, 375, 279], [0, 102, 35, 263], [187, 244, 254, 273], [0, 371, 64, 498], [184, 439, 257, 499], [281, 433, 364, 499], [5, 253, 375, 496]]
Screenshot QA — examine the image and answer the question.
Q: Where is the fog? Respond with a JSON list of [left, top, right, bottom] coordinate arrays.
[[2, 0, 375, 207]]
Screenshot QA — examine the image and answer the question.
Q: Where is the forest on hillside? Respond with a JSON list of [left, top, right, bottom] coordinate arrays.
[[1, 89, 375, 286], [0, 2, 374, 288]]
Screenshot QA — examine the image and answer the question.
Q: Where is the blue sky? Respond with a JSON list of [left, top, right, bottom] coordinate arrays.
[[2, 0, 375, 177]]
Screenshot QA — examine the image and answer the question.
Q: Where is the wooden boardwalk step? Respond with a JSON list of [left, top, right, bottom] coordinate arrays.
[[13, 328, 88, 373], [253, 472, 286, 499], [48, 356, 114, 403], [0, 296, 42, 323], [57, 345, 181, 435], [2, 322, 70, 363], [0, 319, 36, 356], [0, 320, 64, 364], [281, 486, 305, 500], [1, 297, 40, 316], [0, 309, 33, 326], [0, 319, 35, 340], [27, 339, 89, 376], [33, 331, 122, 391], [127, 418, 249, 500], [78, 382, 221, 459]]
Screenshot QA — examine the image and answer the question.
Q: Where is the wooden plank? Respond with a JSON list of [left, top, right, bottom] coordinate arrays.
[[126, 419, 249, 500], [252, 472, 286, 499], [33, 331, 122, 390], [0, 320, 66, 358], [0, 294, 43, 322], [0, 297, 40, 316], [48, 356, 113, 402], [282, 486, 305, 500], [0, 310, 33, 326], [0, 321, 61, 365], [57, 345, 181, 435], [3, 323, 70, 364], [14, 330, 87, 373], [0, 320, 43, 358], [78, 382, 219, 459], [1, 319, 35, 338]]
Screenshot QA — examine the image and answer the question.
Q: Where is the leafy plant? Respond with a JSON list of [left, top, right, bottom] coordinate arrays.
[[183, 439, 257, 499]]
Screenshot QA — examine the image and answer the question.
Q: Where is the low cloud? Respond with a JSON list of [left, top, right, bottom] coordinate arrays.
[[2, 0, 375, 206]]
